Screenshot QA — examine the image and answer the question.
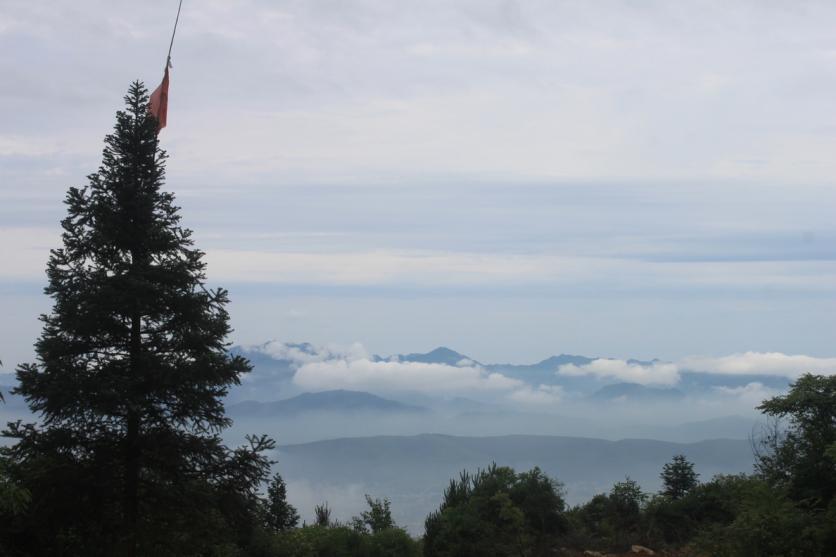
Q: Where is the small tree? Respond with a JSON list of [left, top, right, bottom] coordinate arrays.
[[610, 477, 646, 514], [358, 494, 395, 533], [660, 454, 699, 499], [314, 502, 332, 527], [263, 472, 299, 532]]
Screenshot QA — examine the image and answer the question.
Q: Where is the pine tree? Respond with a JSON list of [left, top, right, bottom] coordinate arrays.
[[2, 82, 273, 556], [660, 454, 699, 499], [263, 472, 299, 532]]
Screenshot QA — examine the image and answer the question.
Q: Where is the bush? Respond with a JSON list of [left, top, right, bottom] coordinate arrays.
[[268, 525, 419, 557], [424, 464, 568, 557]]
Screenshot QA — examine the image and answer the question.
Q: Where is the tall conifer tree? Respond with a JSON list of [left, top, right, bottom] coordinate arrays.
[[660, 454, 699, 500], [3, 82, 272, 556]]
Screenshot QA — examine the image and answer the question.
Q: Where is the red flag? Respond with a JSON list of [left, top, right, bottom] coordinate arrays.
[[149, 65, 170, 132]]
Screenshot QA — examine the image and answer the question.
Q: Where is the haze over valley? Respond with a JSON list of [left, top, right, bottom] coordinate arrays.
[[0, 339, 806, 531]]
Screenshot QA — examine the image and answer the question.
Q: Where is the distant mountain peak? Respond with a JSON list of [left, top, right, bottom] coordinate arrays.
[[537, 354, 595, 367], [398, 346, 478, 366]]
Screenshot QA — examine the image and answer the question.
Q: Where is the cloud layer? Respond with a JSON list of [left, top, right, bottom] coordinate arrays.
[[240, 342, 836, 408], [681, 352, 836, 377], [6, 0, 836, 184], [558, 359, 681, 386], [293, 358, 521, 395], [557, 352, 836, 386], [3, 1, 836, 365]]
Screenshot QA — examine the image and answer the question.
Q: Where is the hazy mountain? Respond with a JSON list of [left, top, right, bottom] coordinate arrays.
[[615, 415, 763, 442], [277, 433, 755, 533], [589, 382, 686, 402], [395, 346, 475, 366], [228, 390, 426, 418], [665, 415, 762, 441], [486, 354, 595, 388], [678, 370, 792, 393]]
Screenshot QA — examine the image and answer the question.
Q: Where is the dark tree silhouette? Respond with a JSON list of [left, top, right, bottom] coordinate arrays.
[[263, 472, 299, 532], [2, 82, 272, 557], [359, 494, 395, 533], [660, 454, 699, 500], [315, 502, 333, 527], [756, 374, 836, 507], [424, 464, 568, 557]]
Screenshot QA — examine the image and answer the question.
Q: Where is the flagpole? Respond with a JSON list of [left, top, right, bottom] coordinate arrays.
[[166, 0, 184, 67]]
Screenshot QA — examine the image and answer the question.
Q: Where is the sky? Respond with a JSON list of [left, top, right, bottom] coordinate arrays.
[[2, 0, 836, 369]]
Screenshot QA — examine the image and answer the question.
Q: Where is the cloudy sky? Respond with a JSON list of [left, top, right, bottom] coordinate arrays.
[[2, 0, 836, 369]]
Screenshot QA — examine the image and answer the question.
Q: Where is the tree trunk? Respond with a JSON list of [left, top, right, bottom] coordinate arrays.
[[125, 277, 143, 556]]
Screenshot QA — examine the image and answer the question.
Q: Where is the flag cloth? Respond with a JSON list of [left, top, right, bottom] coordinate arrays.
[[149, 65, 170, 132]]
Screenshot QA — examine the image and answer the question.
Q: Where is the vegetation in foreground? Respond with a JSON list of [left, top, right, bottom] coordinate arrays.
[[0, 83, 834, 556]]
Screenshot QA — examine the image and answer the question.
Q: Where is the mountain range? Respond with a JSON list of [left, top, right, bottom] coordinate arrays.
[[228, 341, 792, 403], [228, 390, 426, 418]]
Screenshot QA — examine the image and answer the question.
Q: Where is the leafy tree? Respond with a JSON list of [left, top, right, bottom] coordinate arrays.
[[660, 454, 699, 499], [693, 478, 823, 557], [264, 472, 300, 532], [565, 477, 647, 552], [423, 464, 567, 557], [609, 477, 646, 516], [0, 82, 272, 556], [358, 495, 395, 534], [755, 374, 836, 508]]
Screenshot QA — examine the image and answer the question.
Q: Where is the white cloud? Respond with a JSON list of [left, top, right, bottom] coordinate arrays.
[[284, 479, 369, 527], [558, 359, 680, 386], [6, 1, 836, 187], [200, 248, 836, 291], [255, 340, 368, 365], [714, 382, 779, 406], [507, 384, 564, 406], [680, 352, 836, 378], [202, 249, 582, 286], [556, 352, 836, 387], [293, 357, 522, 395]]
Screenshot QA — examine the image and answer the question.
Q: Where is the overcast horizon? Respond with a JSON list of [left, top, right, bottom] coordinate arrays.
[[3, 0, 836, 371]]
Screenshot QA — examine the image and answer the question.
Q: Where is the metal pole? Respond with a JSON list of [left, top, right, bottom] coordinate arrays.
[[166, 0, 184, 67]]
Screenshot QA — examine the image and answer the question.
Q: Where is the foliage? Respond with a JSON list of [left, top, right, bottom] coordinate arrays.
[[643, 473, 742, 546], [0, 82, 272, 557], [0, 458, 29, 516], [314, 502, 332, 527], [660, 454, 699, 499], [755, 373, 836, 508], [423, 464, 568, 557], [692, 479, 825, 557], [263, 473, 299, 533], [352, 495, 395, 534], [642, 375, 836, 555], [0, 359, 30, 519], [566, 477, 647, 552], [269, 525, 420, 557]]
